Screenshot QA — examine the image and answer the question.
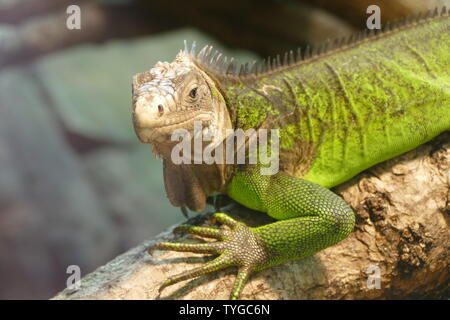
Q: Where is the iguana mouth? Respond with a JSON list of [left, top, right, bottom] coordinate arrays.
[[133, 111, 213, 143]]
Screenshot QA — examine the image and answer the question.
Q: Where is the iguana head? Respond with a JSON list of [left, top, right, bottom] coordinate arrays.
[[132, 50, 232, 158], [132, 48, 234, 211]]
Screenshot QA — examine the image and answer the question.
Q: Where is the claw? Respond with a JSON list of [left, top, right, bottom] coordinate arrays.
[[212, 213, 241, 229], [151, 241, 222, 254], [174, 225, 225, 239], [159, 254, 233, 292], [180, 206, 189, 218], [230, 267, 253, 300], [153, 213, 265, 299]]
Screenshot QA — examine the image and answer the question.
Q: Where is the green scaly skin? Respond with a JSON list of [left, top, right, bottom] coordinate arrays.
[[148, 10, 449, 299]]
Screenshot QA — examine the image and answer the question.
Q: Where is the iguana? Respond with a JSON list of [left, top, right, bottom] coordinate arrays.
[[131, 8, 449, 299]]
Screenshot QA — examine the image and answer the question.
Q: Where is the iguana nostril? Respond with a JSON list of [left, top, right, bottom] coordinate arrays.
[[158, 104, 164, 116]]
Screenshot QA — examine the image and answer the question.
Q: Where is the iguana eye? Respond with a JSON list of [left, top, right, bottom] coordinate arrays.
[[189, 87, 198, 98]]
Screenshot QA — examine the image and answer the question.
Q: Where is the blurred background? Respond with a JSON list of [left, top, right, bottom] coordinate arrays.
[[0, 0, 447, 299]]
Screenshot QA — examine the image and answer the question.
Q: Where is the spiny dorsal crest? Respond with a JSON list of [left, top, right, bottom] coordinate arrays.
[[182, 6, 448, 80]]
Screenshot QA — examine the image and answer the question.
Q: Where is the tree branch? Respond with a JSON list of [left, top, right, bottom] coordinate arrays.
[[53, 133, 450, 300]]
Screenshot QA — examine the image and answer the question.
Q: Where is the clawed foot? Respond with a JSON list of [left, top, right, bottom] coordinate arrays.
[[150, 213, 269, 300]]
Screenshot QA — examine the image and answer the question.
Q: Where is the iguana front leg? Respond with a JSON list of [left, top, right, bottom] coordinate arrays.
[[153, 167, 355, 299]]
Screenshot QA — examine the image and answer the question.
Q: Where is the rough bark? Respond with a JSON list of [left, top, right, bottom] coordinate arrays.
[[53, 133, 450, 300]]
